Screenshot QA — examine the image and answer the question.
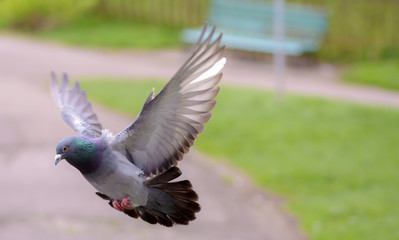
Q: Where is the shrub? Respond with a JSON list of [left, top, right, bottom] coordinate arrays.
[[0, 0, 98, 30]]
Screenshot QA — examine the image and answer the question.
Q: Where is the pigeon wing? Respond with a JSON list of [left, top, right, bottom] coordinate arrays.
[[51, 73, 103, 138], [111, 25, 226, 176]]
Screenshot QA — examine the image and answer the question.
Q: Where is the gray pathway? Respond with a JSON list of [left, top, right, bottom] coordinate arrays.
[[0, 36, 309, 239], [2, 35, 399, 108]]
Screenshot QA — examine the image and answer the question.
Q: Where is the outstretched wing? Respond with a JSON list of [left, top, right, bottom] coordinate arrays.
[[111, 25, 226, 176], [51, 72, 103, 138]]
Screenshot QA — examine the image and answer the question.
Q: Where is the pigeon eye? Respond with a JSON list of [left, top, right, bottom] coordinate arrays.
[[62, 146, 68, 152]]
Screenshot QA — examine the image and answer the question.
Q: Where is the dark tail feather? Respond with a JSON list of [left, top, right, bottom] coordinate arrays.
[[136, 166, 200, 227]]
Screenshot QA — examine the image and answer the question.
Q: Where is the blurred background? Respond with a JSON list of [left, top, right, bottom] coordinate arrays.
[[0, 0, 398, 240]]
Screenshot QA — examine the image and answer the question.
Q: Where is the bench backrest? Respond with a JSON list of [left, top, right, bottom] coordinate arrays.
[[209, 0, 328, 40]]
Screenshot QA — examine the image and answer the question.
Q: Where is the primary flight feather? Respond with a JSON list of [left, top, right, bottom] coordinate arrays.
[[51, 25, 226, 227]]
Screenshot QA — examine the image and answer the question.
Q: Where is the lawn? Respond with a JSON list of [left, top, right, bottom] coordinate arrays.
[[344, 60, 399, 91], [81, 78, 399, 240], [33, 17, 182, 49]]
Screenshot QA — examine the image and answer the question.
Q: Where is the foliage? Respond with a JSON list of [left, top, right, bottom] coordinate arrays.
[[343, 60, 399, 91], [81, 78, 399, 240], [0, 0, 98, 30]]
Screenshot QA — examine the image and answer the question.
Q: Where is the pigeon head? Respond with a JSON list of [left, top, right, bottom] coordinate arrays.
[[55, 136, 103, 174]]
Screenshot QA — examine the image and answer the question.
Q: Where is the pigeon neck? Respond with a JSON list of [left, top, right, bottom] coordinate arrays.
[[68, 138, 103, 174]]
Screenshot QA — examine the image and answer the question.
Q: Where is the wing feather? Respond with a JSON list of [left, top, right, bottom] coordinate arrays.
[[111, 24, 225, 176], [51, 72, 103, 138]]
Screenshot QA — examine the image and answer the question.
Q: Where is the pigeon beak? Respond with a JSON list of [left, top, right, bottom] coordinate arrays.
[[54, 154, 62, 165]]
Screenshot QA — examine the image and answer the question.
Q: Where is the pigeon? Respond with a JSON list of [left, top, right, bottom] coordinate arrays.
[[51, 24, 226, 227]]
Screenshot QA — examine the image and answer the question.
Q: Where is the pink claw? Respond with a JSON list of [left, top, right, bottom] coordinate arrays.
[[121, 196, 133, 210], [112, 200, 124, 212]]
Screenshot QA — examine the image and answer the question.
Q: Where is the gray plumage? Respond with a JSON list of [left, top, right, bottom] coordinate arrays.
[[51, 24, 225, 226]]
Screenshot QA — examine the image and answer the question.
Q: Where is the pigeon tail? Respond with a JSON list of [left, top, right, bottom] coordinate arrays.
[[127, 166, 200, 227]]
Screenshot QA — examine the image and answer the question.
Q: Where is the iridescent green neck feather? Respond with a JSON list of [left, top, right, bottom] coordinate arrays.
[[56, 136, 103, 174], [69, 137, 103, 174]]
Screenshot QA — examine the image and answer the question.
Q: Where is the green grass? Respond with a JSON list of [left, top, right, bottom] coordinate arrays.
[[81, 78, 399, 240], [344, 60, 399, 91], [33, 17, 182, 49]]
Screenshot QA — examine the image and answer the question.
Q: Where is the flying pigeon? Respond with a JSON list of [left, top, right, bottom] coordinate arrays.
[[51, 25, 226, 227]]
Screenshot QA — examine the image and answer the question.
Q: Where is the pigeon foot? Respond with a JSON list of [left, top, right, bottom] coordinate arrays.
[[121, 196, 133, 210], [112, 200, 124, 211], [112, 196, 133, 211]]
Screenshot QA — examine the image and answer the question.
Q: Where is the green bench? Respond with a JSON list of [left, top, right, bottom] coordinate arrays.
[[181, 0, 328, 56]]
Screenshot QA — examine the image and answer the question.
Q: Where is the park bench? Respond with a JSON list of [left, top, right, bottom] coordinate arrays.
[[181, 0, 328, 56]]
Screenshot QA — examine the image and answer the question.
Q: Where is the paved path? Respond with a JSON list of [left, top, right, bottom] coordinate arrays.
[[0, 36, 309, 239], [2, 35, 399, 108]]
